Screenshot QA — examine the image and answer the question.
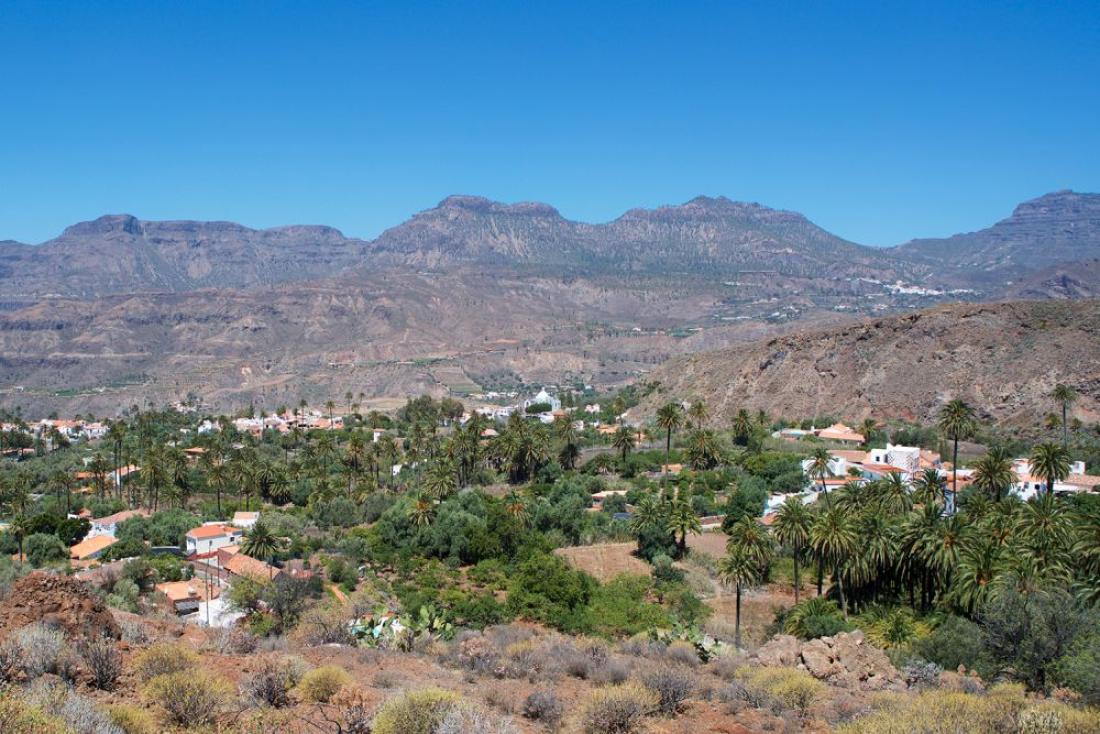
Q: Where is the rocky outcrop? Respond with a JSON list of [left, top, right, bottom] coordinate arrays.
[[0, 572, 120, 642], [754, 631, 904, 691]]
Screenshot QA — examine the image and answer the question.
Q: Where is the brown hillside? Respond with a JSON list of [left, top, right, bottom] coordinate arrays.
[[639, 300, 1100, 425]]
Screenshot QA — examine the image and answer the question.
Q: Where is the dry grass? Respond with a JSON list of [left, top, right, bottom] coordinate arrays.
[[554, 543, 650, 582]]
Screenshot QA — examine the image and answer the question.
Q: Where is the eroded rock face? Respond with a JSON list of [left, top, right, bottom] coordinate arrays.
[[754, 630, 903, 691], [0, 572, 120, 642]]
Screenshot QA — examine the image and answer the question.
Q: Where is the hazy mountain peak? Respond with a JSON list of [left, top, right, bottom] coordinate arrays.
[[61, 213, 143, 237], [435, 195, 561, 218]]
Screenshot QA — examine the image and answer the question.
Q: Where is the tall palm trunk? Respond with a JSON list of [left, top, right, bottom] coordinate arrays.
[[835, 562, 848, 618], [793, 549, 801, 604], [1062, 403, 1069, 449], [951, 435, 959, 513], [735, 583, 743, 649]]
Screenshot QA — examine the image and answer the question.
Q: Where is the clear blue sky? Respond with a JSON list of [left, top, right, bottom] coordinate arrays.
[[2, 1, 1098, 246]]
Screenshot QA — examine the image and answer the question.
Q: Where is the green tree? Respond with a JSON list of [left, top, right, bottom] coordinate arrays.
[[1051, 384, 1076, 450], [938, 399, 977, 511], [718, 549, 761, 648], [655, 402, 684, 484], [972, 450, 1016, 503], [772, 496, 813, 603], [241, 520, 279, 579], [1030, 442, 1071, 496], [811, 506, 857, 617], [611, 425, 634, 463]]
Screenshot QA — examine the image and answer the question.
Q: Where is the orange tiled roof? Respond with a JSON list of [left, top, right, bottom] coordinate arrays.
[[186, 524, 240, 540], [70, 534, 118, 560]]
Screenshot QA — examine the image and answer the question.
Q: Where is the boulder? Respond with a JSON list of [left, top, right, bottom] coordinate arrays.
[[755, 634, 801, 667]]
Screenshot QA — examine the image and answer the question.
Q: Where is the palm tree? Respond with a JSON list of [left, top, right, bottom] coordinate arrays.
[[504, 491, 528, 527], [858, 418, 878, 447], [731, 409, 754, 447], [241, 520, 279, 579], [423, 459, 458, 501], [408, 494, 435, 527], [810, 506, 857, 617], [1052, 384, 1076, 449], [972, 451, 1016, 503], [684, 429, 721, 470], [666, 494, 701, 558], [1030, 442, 1071, 495], [726, 514, 774, 568], [10, 514, 29, 568], [687, 400, 709, 430], [877, 472, 912, 515], [207, 461, 230, 516], [718, 549, 761, 648], [325, 400, 336, 429], [1017, 492, 1071, 575], [910, 468, 946, 508], [937, 399, 977, 511], [772, 496, 813, 603], [555, 417, 581, 471], [655, 403, 684, 483], [951, 538, 1003, 614], [806, 447, 835, 509], [611, 426, 634, 463]]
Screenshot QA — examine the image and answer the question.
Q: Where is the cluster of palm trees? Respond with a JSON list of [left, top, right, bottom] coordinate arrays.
[[715, 393, 1093, 649]]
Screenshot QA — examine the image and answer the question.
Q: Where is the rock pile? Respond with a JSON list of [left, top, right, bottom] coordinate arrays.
[[754, 631, 903, 691], [0, 572, 120, 641]]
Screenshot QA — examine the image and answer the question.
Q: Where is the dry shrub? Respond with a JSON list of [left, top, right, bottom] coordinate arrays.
[[664, 640, 701, 667], [523, 689, 564, 729], [373, 670, 400, 688], [484, 623, 534, 650], [484, 686, 517, 714], [23, 681, 118, 734], [707, 651, 747, 681], [296, 664, 352, 703], [13, 623, 68, 679], [132, 642, 197, 682], [835, 685, 1037, 733], [1020, 704, 1100, 734], [592, 657, 632, 685], [242, 656, 304, 708], [371, 688, 460, 734], [738, 667, 825, 716], [323, 685, 373, 734], [80, 635, 123, 691], [455, 635, 500, 675], [577, 682, 657, 734], [117, 618, 150, 646], [107, 704, 157, 734], [206, 625, 258, 655], [643, 667, 696, 715], [143, 670, 232, 727], [436, 703, 519, 734], [291, 603, 355, 646], [0, 696, 70, 734]]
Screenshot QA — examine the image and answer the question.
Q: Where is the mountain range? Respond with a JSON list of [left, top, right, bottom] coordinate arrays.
[[0, 190, 1096, 416]]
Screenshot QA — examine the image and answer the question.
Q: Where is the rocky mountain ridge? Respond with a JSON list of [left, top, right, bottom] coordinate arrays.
[[638, 299, 1100, 426]]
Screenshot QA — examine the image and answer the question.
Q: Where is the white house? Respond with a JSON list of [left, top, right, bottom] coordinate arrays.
[[524, 388, 561, 412], [867, 444, 921, 475], [185, 524, 244, 556], [88, 509, 149, 539], [231, 511, 260, 530]]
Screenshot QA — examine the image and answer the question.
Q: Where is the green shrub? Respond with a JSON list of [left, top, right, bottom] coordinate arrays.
[[0, 696, 70, 734], [143, 670, 232, 726], [107, 704, 157, 734], [914, 615, 985, 673], [738, 667, 825, 716], [295, 665, 352, 703], [372, 688, 460, 734], [132, 643, 198, 681]]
